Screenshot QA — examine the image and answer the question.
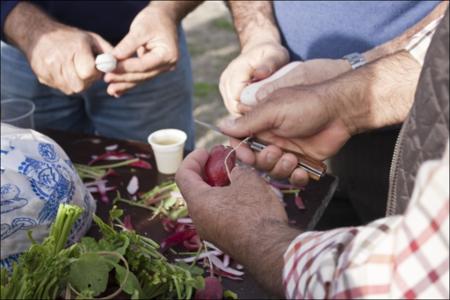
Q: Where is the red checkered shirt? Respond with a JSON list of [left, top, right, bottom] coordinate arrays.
[[283, 142, 449, 299]]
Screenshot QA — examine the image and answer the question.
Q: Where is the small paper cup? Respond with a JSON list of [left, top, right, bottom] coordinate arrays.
[[148, 129, 187, 175]]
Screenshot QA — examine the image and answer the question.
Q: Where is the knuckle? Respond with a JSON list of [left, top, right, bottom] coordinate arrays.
[[71, 82, 85, 94]]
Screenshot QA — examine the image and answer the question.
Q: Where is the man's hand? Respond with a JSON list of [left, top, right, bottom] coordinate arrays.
[[175, 149, 300, 296], [107, 2, 199, 97], [220, 52, 421, 186], [4, 2, 112, 95], [28, 29, 112, 95], [220, 85, 352, 186], [241, 59, 351, 107], [221, 1, 288, 115], [220, 41, 289, 114]]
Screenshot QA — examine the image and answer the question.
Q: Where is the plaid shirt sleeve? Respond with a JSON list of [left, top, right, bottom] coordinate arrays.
[[283, 142, 449, 299]]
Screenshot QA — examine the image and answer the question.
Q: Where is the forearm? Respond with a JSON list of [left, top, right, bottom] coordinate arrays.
[[363, 2, 448, 62], [230, 219, 301, 296], [327, 51, 421, 134], [149, 1, 201, 23], [227, 1, 281, 50], [3, 2, 60, 53]]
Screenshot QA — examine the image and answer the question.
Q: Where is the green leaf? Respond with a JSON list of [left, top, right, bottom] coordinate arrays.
[[114, 264, 142, 296], [175, 262, 204, 277], [68, 253, 111, 296], [109, 205, 124, 221], [79, 237, 100, 252], [224, 289, 239, 299]]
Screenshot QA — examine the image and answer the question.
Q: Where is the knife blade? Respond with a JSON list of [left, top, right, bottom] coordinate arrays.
[[195, 119, 327, 180]]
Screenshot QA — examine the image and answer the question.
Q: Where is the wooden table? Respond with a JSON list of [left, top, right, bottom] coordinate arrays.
[[44, 129, 338, 299]]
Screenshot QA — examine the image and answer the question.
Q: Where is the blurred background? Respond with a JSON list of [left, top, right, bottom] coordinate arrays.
[[183, 2, 237, 148]]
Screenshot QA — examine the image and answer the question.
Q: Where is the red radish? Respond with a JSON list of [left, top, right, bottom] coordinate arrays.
[[204, 145, 236, 187], [194, 276, 223, 300], [160, 229, 197, 252]]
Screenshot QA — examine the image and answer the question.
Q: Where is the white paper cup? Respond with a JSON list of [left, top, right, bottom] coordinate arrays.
[[148, 129, 187, 174]]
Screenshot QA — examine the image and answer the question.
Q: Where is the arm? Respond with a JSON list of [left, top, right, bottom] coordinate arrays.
[[106, 1, 201, 97], [284, 142, 449, 298], [219, 50, 421, 186], [228, 1, 281, 50], [1, 0, 19, 39], [3, 2, 112, 95], [176, 143, 449, 298], [235, 2, 448, 108], [175, 149, 301, 297], [151, 1, 201, 23]]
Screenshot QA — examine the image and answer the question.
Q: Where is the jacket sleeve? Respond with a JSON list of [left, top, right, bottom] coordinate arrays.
[[283, 142, 449, 299], [1, 0, 20, 41]]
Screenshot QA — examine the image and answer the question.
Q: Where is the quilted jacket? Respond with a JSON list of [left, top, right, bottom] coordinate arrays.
[[387, 11, 449, 216]]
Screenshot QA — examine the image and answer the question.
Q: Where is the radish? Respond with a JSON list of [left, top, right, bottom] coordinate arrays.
[[194, 276, 223, 300], [204, 145, 236, 187], [240, 61, 301, 106]]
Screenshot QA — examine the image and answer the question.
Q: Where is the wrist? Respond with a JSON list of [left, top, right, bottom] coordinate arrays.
[[241, 219, 300, 296], [147, 2, 178, 23], [148, 1, 199, 23], [240, 26, 281, 53], [4, 2, 59, 54], [321, 73, 368, 135]]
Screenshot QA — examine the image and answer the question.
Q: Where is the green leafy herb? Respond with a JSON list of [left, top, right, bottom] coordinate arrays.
[[0, 204, 82, 300], [1, 203, 204, 299]]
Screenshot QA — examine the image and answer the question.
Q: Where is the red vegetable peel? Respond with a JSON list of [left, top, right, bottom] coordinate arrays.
[[204, 145, 236, 187]]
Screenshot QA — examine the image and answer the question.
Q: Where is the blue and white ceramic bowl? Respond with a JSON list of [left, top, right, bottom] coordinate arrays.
[[0, 123, 96, 270]]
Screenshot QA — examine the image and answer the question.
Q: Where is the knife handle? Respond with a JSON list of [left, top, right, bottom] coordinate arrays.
[[246, 138, 327, 181]]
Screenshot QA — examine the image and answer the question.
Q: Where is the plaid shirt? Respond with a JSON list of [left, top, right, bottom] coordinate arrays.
[[283, 142, 449, 299]]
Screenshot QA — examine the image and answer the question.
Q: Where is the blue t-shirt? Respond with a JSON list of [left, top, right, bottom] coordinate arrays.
[[273, 1, 441, 60]]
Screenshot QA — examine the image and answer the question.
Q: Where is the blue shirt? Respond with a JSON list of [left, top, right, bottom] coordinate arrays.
[[1, 1, 148, 44], [273, 1, 441, 60]]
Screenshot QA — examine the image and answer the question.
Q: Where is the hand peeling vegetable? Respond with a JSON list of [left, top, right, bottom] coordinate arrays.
[[204, 145, 236, 187]]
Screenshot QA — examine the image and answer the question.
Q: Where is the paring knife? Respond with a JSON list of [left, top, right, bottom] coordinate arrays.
[[195, 119, 327, 180]]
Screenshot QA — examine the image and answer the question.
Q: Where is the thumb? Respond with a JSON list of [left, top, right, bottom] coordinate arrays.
[[219, 101, 277, 138], [89, 32, 114, 54], [252, 65, 273, 81], [112, 32, 144, 60], [73, 41, 97, 81]]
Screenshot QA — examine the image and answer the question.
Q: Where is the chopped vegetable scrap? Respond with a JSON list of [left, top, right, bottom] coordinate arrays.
[[75, 148, 152, 203], [0, 204, 204, 300], [267, 178, 306, 210], [126, 176, 139, 195], [115, 181, 188, 220]]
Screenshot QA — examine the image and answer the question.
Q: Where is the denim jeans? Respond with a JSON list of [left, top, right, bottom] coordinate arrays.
[[1, 31, 194, 151]]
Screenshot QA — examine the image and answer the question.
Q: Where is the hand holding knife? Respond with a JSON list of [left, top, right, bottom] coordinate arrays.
[[195, 119, 327, 180]]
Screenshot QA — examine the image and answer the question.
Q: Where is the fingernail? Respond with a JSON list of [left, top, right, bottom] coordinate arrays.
[[282, 159, 292, 171], [219, 118, 235, 128], [266, 152, 277, 164]]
